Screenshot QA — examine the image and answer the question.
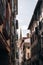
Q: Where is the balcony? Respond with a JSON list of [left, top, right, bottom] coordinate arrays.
[[0, 32, 10, 52], [3, 28, 10, 40]]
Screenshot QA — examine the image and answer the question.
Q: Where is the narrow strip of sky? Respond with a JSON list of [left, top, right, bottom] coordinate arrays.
[[17, 0, 38, 37]]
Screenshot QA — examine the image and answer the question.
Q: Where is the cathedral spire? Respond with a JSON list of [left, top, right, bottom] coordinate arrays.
[[20, 28, 22, 40]]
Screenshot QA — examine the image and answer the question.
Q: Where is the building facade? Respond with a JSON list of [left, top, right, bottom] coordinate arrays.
[[28, 0, 43, 65], [0, 0, 18, 65], [23, 33, 31, 65]]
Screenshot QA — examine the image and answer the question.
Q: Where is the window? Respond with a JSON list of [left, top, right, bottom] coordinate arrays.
[[6, 21, 10, 35], [16, 52, 19, 59], [41, 32, 43, 45]]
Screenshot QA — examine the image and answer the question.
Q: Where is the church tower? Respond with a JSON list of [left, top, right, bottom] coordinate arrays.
[[20, 28, 22, 40]]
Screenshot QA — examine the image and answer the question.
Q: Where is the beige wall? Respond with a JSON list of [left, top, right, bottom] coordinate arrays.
[[26, 48, 31, 60]]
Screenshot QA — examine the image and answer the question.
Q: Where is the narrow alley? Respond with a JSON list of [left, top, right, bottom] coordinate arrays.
[[0, 0, 43, 65]]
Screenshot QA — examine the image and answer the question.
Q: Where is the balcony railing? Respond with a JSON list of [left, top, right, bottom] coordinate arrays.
[[0, 32, 10, 52], [3, 28, 10, 40]]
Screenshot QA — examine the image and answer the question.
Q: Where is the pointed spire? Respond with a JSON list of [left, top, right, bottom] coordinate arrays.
[[20, 28, 22, 40]]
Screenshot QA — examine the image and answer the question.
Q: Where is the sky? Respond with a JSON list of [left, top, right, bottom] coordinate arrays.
[[16, 0, 38, 38]]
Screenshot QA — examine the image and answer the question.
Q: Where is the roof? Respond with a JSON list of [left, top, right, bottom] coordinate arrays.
[[23, 37, 27, 39], [28, 0, 42, 29]]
